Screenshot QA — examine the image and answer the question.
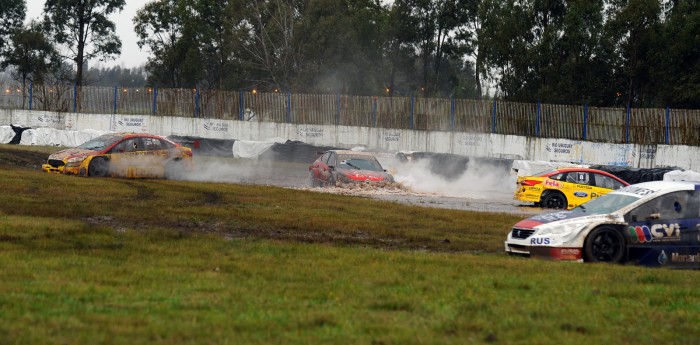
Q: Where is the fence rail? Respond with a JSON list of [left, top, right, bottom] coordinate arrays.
[[1, 81, 699, 146]]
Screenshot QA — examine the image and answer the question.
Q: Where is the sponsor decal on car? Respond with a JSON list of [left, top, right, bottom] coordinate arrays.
[[574, 191, 588, 198], [543, 179, 564, 188], [628, 224, 681, 243], [619, 185, 656, 196], [671, 252, 700, 263], [530, 238, 551, 245]]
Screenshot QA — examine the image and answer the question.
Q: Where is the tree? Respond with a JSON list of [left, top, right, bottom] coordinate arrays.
[[43, 0, 125, 88], [0, 0, 25, 56]]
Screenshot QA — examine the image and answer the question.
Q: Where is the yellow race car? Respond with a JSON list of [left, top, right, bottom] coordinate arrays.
[[514, 168, 629, 209], [42, 133, 193, 179]]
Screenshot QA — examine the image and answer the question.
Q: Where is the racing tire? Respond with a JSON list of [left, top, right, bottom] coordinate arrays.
[[88, 157, 109, 177], [542, 192, 567, 209], [583, 226, 626, 263]]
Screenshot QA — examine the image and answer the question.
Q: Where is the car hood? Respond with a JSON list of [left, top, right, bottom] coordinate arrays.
[[514, 210, 619, 230], [48, 148, 97, 161]]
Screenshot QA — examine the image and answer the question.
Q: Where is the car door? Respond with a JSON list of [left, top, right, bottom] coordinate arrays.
[[625, 190, 700, 268], [108, 137, 143, 176], [312, 152, 331, 182], [319, 152, 337, 182], [564, 171, 594, 205]]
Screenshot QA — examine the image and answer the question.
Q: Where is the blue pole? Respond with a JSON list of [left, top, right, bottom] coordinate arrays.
[[492, 99, 497, 134], [239, 91, 244, 120], [665, 106, 670, 145], [625, 104, 630, 144], [152, 87, 157, 115], [336, 94, 340, 125], [410, 96, 415, 129], [583, 103, 588, 140], [450, 97, 455, 131], [286, 92, 292, 123], [29, 80, 33, 110], [195, 85, 200, 118], [73, 84, 77, 113], [372, 97, 377, 128], [536, 99, 541, 137], [113, 86, 117, 114]]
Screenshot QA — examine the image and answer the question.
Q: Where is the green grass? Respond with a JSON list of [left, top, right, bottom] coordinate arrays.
[[0, 149, 699, 344]]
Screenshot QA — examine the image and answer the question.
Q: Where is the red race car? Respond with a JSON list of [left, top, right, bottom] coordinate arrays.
[[309, 150, 394, 187]]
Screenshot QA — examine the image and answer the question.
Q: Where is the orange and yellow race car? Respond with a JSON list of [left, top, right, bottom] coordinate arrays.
[[42, 133, 193, 179], [514, 168, 629, 209]]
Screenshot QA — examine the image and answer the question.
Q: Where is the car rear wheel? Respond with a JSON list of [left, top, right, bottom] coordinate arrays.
[[542, 192, 567, 209], [88, 157, 109, 177], [583, 226, 626, 263]]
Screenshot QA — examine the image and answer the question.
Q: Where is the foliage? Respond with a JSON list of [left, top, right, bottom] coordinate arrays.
[[0, 0, 25, 56], [0, 20, 60, 87], [43, 0, 125, 88]]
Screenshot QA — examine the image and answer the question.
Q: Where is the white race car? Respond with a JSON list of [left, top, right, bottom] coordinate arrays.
[[505, 181, 700, 268]]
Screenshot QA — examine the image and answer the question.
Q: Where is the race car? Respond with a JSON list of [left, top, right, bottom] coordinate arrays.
[[42, 132, 193, 179], [309, 150, 394, 187], [505, 181, 700, 268], [514, 168, 629, 209]]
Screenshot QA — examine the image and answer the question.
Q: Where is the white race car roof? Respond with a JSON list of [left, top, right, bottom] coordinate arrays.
[[613, 180, 700, 199]]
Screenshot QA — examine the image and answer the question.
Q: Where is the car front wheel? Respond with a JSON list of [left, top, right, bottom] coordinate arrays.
[[583, 226, 626, 263], [88, 157, 109, 177]]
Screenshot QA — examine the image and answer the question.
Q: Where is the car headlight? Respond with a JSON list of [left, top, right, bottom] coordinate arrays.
[[536, 222, 589, 236], [65, 157, 84, 167]]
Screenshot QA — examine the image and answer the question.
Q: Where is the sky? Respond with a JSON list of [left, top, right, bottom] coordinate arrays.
[[24, 0, 149, 69]]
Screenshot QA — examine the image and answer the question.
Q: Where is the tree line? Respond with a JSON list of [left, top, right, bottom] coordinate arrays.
[[1, 0, 698, 109]]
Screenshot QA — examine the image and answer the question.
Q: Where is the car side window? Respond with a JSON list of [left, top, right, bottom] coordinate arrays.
[[628, 191, 698, 221], [320, 152, 331, 164], [144, 137, 164, 151], [328, 153, 337, 167], [550, 173, 565, 181], [593, 174, 621, 189], [117, 138, 140, 152], [566, 171, 590, 185]]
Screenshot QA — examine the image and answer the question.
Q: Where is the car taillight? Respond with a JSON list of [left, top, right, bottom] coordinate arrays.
[[520, 179, 541, 186]]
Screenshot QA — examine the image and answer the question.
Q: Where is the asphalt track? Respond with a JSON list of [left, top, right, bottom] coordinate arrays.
[[187, 156, 548, 217]]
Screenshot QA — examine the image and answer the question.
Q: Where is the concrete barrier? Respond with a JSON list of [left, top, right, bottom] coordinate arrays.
[[3, 109, 698, 171]]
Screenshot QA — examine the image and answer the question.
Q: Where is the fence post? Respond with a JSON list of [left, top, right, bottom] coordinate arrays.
[[625, 103, 630, 144], [152, 87, 157, 115], [583, 103, 588, 140], [286, 92, 292, 123], [491, 99, 497, 134], [665, 106, 670, 145], [195, 85, 200, 118], [536, 99, 541, 137], [239, 91, 244, 120], [336, 94, 340, 125], [410, 96, 415, 129], [29, 80, 33, 111], [113, 86, 118, 114], [372, 97, 378, 127], [450, 96, 455, 131], [73, 84, 77, 113]]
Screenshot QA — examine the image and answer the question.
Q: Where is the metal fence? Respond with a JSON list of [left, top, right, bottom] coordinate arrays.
[[2, 81, 699, 146]]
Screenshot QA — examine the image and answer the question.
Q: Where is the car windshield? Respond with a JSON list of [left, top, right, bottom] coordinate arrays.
[[337, 157, 383, 171], [573, 193, 641, 214], [76, 134, 122, 151]]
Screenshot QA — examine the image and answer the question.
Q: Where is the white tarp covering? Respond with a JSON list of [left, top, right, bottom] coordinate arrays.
[[232, 137, 286, 158], [0, 125, 15, 144], [19, 128, 112, 147], [511, 160, 589, 177], [663, 170, 700, 182]]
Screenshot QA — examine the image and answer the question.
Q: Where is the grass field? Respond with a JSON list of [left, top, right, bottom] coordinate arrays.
[[0, 144, 699, 344]]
